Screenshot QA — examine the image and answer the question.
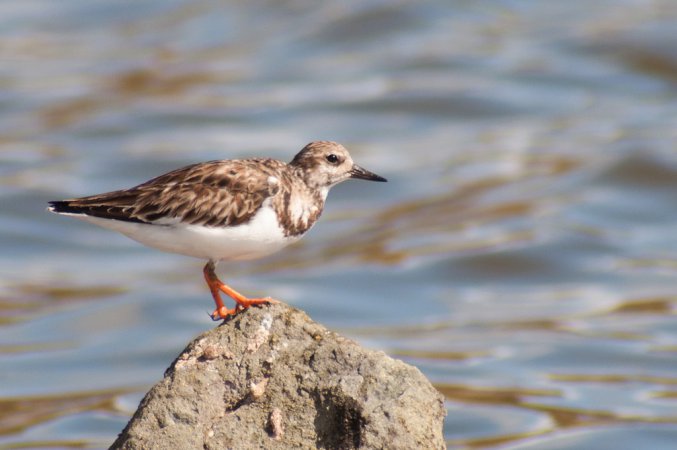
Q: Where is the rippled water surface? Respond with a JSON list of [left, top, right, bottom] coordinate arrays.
[[2, 1, 677, 448]]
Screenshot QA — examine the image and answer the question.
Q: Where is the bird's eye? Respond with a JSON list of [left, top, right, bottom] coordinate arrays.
[[326, 154, 339, 164]]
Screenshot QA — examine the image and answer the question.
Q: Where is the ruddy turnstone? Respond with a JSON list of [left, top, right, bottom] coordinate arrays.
[[48, 141, 386, 320]]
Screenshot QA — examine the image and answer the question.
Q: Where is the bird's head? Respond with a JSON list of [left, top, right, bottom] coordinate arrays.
[[290, 141, 387, 192]]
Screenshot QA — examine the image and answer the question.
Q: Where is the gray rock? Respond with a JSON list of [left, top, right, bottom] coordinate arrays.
[[111, 303, 446, 450]]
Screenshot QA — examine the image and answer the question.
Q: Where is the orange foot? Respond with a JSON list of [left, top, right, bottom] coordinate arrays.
[[203, 261, 279, 321]]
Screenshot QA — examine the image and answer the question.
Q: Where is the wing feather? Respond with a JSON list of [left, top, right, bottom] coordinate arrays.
[[49, 159, 283, 227]]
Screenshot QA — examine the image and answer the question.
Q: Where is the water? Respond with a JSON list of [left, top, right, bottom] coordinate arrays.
[[2, 1, 677, 448]]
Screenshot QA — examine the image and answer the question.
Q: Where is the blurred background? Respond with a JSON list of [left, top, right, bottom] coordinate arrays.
[[1, 0, 677, 448]]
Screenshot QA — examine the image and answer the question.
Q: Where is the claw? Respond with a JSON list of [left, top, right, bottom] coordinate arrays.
[[210, 305, 237, 321], [203, 261, 278, 320]]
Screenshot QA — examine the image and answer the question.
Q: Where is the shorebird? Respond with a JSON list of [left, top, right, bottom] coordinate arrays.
[[48, 141, 387, 320]]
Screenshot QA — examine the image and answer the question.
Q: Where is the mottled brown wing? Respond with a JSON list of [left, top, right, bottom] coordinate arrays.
[[50, 159, 283, 227]]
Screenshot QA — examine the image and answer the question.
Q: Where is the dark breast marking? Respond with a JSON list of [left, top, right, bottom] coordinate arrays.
[[272, 175, 324, 237]]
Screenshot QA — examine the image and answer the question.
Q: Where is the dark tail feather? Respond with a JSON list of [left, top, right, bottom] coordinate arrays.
[[48, 200, 84, 215], [48, 200, 146, 223]]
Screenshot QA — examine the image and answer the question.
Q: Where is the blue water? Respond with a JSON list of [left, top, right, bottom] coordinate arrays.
[[2, 1, 677, 448]]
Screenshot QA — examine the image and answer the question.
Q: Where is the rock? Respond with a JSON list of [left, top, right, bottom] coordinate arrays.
[[110, 303, 446, 450]]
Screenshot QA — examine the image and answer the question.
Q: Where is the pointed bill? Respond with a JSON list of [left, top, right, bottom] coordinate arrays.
[[349, 165, 387, 182]]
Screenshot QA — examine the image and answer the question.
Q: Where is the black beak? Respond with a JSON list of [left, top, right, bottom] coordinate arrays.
[[349, 164, 387, 182]]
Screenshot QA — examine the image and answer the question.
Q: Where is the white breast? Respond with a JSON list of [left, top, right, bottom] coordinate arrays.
[[77, 198, 299, 261]]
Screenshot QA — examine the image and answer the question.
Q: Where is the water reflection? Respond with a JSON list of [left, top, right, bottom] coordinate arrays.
[[2, 0, 677, 448]]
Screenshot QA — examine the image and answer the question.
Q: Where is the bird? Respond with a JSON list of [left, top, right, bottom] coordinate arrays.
[[48, 141, 387, 320]]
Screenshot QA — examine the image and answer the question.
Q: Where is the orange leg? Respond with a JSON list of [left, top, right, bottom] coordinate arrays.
[[203, 261, 278, 321]]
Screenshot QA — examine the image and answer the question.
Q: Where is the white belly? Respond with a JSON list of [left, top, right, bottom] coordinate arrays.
[[75, 201, 299, 261]]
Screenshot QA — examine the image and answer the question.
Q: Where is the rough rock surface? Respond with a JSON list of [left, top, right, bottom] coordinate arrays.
[[110, 303, 446, 450]]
